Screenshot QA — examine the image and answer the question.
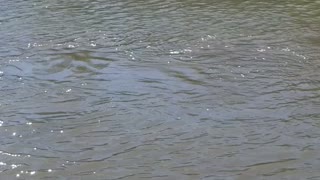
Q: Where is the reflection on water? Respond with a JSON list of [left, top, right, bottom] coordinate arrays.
[[0, 0, 320, 179]]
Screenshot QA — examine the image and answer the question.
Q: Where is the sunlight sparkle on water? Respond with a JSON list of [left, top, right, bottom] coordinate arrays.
[[257, 49, 266, 52], [11, 164, 20, 169], [170, 50, 180, 54]]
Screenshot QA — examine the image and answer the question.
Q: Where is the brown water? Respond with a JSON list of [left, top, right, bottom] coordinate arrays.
[[0, 0, 320, 179]]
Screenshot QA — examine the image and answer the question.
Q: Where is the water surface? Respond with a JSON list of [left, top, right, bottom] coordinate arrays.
[[0, 0, 320, 179]]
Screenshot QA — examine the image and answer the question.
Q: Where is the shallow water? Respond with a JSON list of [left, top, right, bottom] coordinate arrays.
[[0, 0, 320, 179]]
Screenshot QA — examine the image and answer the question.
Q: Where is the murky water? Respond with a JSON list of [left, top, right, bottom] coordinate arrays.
[[0, 0, 320, 179]]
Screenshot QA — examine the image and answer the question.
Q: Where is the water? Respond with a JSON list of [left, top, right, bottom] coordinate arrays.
[[0, 0, 320, 179]]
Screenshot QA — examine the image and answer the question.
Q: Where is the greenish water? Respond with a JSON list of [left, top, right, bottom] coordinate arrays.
[[0, 0, 319, 179]]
